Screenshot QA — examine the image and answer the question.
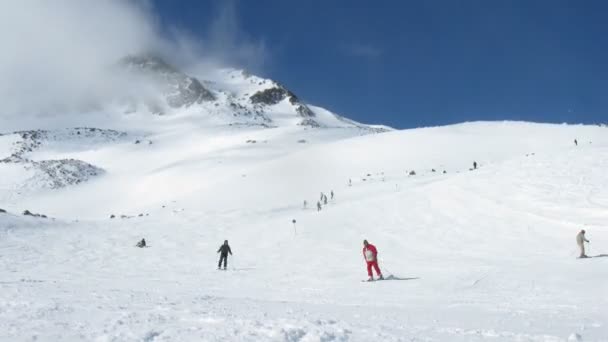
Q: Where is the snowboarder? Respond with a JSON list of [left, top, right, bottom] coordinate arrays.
[[217, 240, 232, 269], [576, 230, 590, 258], [136, 238, 146, 248], [317, 201, 322, 211], [574, 139, 578, 146], [473, 161, 477, 170], [331, 190, 334, 200], [362, 240, 383, 281]]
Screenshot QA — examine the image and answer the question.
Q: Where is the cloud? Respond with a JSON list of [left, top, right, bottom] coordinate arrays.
[[167, 0, 269, 76], [341, 43, 383, 58], [0, 0, 268, 121]]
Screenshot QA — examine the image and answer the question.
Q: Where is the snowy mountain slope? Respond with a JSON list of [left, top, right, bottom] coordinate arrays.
[[107, 55, 389, 131], [1, 120, 607, 341]]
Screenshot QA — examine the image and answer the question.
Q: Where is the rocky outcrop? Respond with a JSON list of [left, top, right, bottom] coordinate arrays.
[[32, 159, 104, 189], [23, 210, 48, 218], [0, 128, 121, 190], [249, 85, 319, 126], [1, 128, 127, 161], [250, 87, 289, 106], [121, 55, 215, 110]]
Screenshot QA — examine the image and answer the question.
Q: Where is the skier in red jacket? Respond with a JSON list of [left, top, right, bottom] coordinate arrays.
[[362, 240, 383, 281]]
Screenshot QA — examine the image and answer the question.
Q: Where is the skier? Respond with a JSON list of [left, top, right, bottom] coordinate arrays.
[[303, 200, 307, 209], [320, 192, 324, 201], [136, 238, 146, 248], [348, 179, 352, 187], [323, 195, 328, 205], [217, 240, 232, 269], [574, 139, 578, 146], [576, 230, 590, 258], [362, 240, 383, 281], [473, 161, 478, 170], [331, 190, 334, 200], [317, 201, 322, 211]]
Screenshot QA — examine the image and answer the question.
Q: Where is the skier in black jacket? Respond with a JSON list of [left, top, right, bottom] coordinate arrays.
[[217, 240, 232, 270]]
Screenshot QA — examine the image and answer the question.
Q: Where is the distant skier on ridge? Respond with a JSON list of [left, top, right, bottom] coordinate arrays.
[[362, 240, 383, 281], [576, 230, 590, 258], [217, 240, 232, 269]]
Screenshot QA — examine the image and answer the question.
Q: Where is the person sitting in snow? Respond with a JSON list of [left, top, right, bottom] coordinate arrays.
[[362, 240, 383, 281], [217, 240, 233, 269], [136, 238, 146, 248], [576, 230, 590, 258]]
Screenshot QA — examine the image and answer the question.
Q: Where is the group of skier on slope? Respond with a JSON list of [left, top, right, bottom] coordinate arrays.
[[148, 139, 598, 276], [212, 238, 383, 280], [212, 230, 592, 278]]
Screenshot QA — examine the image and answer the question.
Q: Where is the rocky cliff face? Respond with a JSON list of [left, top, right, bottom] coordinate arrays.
[[249, 85, 317, 124]]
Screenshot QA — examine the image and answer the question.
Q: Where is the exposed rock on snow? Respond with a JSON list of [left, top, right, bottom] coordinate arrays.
[[0, 128, 128, 160], [30, 159, 104, 189], [121, 55, 215, 110], [0, 128, 126, 190], [249, 84, 318, 126], [249, 86, 290, 106], [22, 210, 48, 218]]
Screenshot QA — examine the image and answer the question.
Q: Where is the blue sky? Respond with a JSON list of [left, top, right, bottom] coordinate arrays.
[[152, 0, 607, 129]]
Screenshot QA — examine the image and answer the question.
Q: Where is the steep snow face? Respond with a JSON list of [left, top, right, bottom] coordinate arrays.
[[0, 121, 607, 341]]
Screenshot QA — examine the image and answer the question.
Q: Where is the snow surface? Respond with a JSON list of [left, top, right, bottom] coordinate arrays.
[[1, 111, 607, 340], [0, 116, 608, 341]]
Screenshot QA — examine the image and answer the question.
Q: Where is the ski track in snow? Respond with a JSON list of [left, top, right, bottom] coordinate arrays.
[[1, 121, 608, 341]]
